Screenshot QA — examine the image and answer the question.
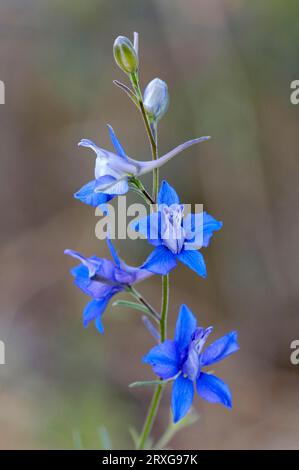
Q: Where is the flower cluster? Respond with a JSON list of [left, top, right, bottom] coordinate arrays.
[[65, 33, 239, 447]]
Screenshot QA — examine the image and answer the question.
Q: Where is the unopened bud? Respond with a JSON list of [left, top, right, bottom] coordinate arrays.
[[143, 78, 169, 122], [113, 36, 138, 74]]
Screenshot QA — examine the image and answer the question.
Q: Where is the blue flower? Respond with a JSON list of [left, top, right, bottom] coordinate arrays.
[[75, 125, 210, 206], [132, 181, 222, 277], [65, 238, 152, 333], [143, 304, 239, 422]]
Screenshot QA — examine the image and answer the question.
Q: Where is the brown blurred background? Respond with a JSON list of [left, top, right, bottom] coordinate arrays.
[[0, 0, 299, 449]]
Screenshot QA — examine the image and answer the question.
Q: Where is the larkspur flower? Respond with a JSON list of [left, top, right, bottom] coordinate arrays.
[[132, 180, 222, 277], [75, 125, 210, 207], [64, 238, 152, 333], [143, 304, 239, 423]]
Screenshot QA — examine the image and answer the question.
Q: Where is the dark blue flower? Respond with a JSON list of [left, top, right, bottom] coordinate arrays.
[[132, 181, 222, 277], [143, 304, 239, 422], [75, 126, 210, 207], [65, 238, 152, 333]]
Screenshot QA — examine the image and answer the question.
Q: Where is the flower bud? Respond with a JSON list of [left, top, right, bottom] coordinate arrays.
[[143, 78, 169, 122], [113, 36, 138, 74]]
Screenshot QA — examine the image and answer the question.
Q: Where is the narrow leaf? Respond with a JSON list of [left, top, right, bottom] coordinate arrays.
[[112, 300, 149, 314], [129, 379, 169, 388], [113, 80, 139, 108]]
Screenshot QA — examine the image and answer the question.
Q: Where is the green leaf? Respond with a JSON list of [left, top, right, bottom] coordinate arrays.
[[112, 300, 149, 315], [129, 379, 169, 388], [113, 80, 139, 108]]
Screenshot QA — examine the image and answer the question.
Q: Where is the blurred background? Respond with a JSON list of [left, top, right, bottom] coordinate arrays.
[[0, 0, 299, 450]]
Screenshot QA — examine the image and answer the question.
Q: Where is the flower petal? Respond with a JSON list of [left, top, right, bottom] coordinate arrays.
[[74, 180, 113, 207], [78, 138, 101, 154], [131, 212, 161, 246], [142, 245, 177, 275], [143, 340, 180, 379], [75, 276, 115, 300], [177, 249, 207, 277], [184, 212, 222, 248], [95, 175, 129, 195], [196, 372, 232, 408], [107, 124, 127, 160], [174, 304, 197, 354], [64, 249, 99, 277], [158, 180, 180, 206], [83, 297, 112, 333], [201, 331, 239, 366], [171, 375, 194, 423], [106, 236, 121, 268]]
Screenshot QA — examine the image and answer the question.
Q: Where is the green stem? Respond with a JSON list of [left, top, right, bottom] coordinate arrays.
[[160, 275, 169, 342], [130, 72, 158, 201], [137, 384, 163, 450], [130, 70, 169, 451], [129, 176, 156, 205], [128, 286, 160, 323], [137, 274, 169, 450]]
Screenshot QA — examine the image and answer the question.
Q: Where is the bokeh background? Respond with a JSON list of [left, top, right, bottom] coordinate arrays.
[[1, 0, 299, 450]]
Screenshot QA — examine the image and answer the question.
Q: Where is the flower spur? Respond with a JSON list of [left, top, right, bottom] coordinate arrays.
[[75, 125, 210, 206]]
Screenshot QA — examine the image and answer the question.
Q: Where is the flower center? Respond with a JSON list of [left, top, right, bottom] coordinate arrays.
[[161, 204, 185, 254], [182, 326, 213, 381]]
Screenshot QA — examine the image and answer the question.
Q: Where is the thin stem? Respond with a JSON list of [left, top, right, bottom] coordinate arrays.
[[137, 384, 163, 450], [129, 177, 156, 205], [160, 275, 169, 342], [130, 72, 158, 200], [128, 286, 160, 322], [151, 122, 159, 202], [137, 274, 170, 450]]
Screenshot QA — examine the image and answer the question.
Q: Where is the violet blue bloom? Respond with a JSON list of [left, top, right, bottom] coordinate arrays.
[[143, 304, 239, 422], [132, 181, 222, 277], [75, 125, 210, 206], [65, 238, 152, 333]]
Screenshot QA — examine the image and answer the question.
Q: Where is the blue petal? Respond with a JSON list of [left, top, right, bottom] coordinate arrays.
[[196, 372, 232, 408], [171, 375, 194, 423], [131, 212, 161, 246], [95, 175, 129, 196], [184, 212, 222, 248], [74, 180, 113, 207], [201, 331, 239, 366], [177, 249, 207, 277], [143, 340, 180, 379], [75, 276, 116, 300], [142, 245, 177, 275], [64, 249, 99, 277], [83, 297, 112, 333], [174, 304, 197, 354], [78, 139, 100, 154], [107, 125, 127, 159], [70, 263, 89, 280], [158, 180, 180, 206], [106, 236, 121, 268]]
